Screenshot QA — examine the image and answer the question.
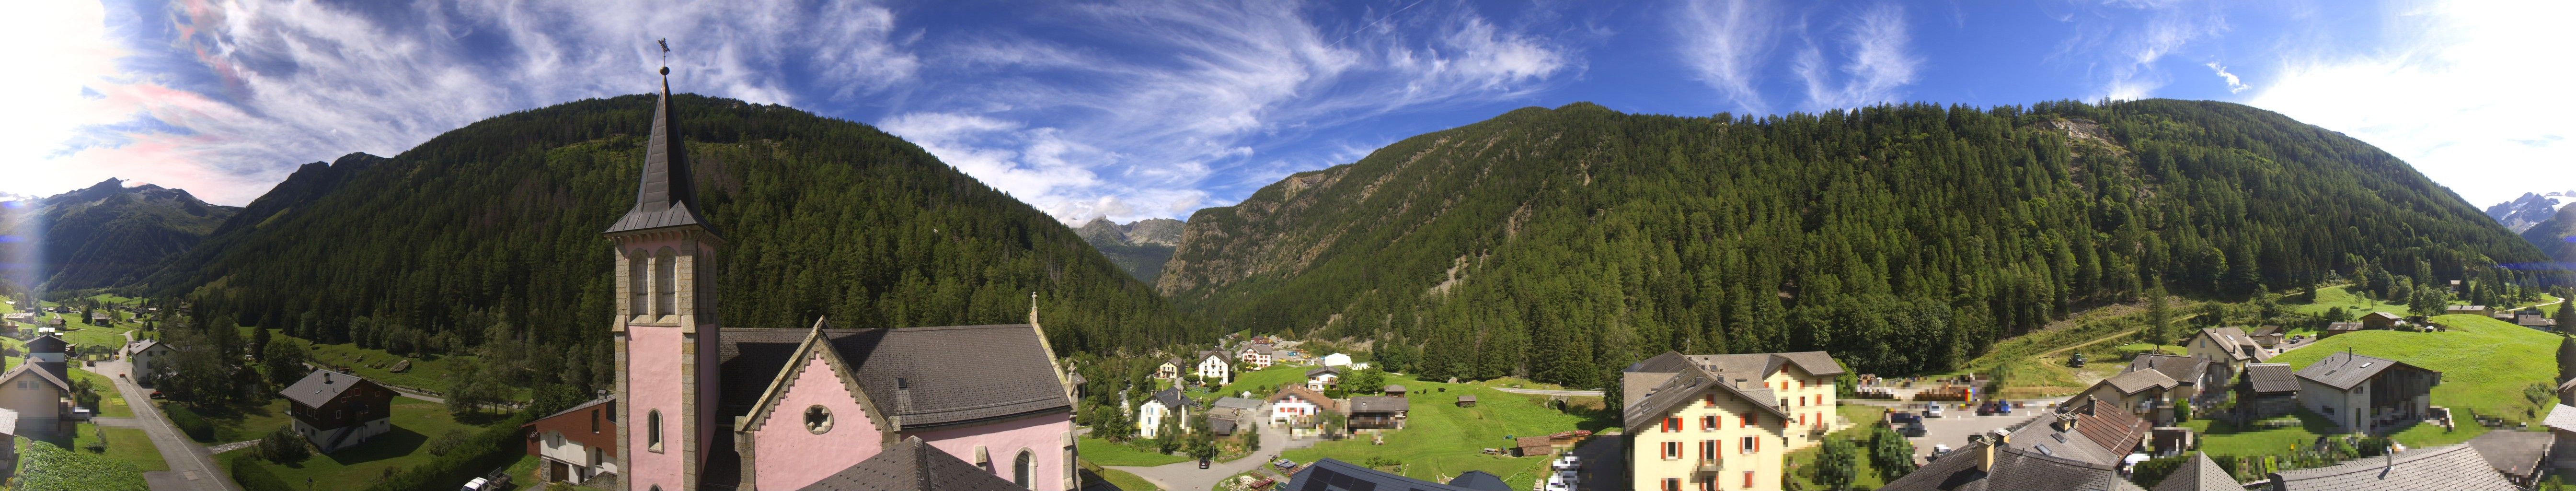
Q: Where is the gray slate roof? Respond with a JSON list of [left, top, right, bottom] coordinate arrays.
[[2127, 353, 2209, 386], [2268, 444, 2516, 491], [2465, 430, 2550, 482], [2097, 368, 2180, 396], [1877, 440, 2146, 491], [1285, 458, 1506, 491], [1211, 397, 1264, 411], [279, 369, 373, 408], [2151, 453, 2238, 491], [716, 324, 1072, 430], [1620, 362, 1784, 432], [1447, 471, 1509, 491], [2243, 363, 2299, 394], [1306, 366, 1341, 377], [1348, 396, 1409, 414], [604, 72, 715, 236], [794, 436, 1023, 491], [1152, 387, 1195, 411], [2294, 351, 2435, 391], [2543, 404, 2576, 433], [125, 339, 160, 354]]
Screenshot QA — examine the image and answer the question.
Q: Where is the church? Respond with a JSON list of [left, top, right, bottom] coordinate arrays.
[[608, 67, 1075, 491]]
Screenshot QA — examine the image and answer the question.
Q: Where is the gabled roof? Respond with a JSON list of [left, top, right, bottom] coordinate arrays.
[[1877, 440, 2145, 491], [2197, 327, 2261, 361], [1267, 385, 1337, 413], [1447, 470, 1510, 491], [1621, 363, 1787, 432], [2007, 397, 2146, 467], [2151, 453, 2238, 491], [794, 436, 1023, 491], [2126, 353, 2210, 386], [1197, 351, 1230, 363], [2269, 444, 2516, 491], [25, 333, 65, 354], [529, 397, 617, 424], [2362, 312, 2403, 321], [2545, 404, 2576, 433], [715, 323, 1073, 431], [1151, 387, 1194, 411], [2243, 363, 2299, 394], [2326, 322, 2365, 331], [125, 339, 160, 354], [2295, 351, 2437, 391], [2249, 325, 2285, 337], [1348, 396, 1408, 413], [1284, 458, 1505, 491], [2464, 430, 2550, 483], [1305, 366, 1342, 377], [279, 369, 377, 408], [603, 70, 715, 237], [0, 363, 70, 393], [2094, 368, 2179, 396]]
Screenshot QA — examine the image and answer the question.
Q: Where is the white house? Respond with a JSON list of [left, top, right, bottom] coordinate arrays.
[[1138, 388, 1195, 439], [1266, 385, 1335, 424], [1322, 353, 1354, 367], [1195, 351, 1232, 386], [124, 339, 173, 384], [1306, 366, 1343, 391], [2295, 351, 2439, 435], [1237, 344, 1275, 370], [520, 397, 620, 485]]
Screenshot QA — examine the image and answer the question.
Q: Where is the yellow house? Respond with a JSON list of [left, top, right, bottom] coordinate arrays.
[[1623, 351, 1844, 491]]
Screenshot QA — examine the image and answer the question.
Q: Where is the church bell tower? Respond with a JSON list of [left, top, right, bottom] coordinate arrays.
[[605, 65, 724, 491]]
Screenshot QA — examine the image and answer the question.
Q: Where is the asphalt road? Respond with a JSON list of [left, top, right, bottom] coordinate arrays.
[[96, 358, 237, 491]]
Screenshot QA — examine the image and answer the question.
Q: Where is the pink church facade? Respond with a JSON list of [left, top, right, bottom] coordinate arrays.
[[608, 69, 1077, 491]]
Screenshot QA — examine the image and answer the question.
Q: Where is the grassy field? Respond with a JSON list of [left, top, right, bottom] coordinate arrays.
[[1278, 373, 1607, 491], [232, 397, 497, 491], [1784, 414, 1890, 490], [1211, 365, 1321, 400], [70, 422, 170, 472], [2179, 409, 2489, 458], [2266, 314, 2558, 423], [69, 367, 135, 418], [1078, 435, 1192, 467], [1091, 466, 1163, 491], [201, 399, 299, 443], [295, 333, 529, 401]]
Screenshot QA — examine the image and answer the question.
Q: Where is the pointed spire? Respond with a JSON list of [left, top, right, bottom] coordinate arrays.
[[605, 65, 716, 236]]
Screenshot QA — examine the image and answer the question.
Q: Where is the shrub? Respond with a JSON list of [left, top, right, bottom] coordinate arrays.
[[2129, 453, 2193, 488], [426, 429, 472, 456], [230, 452, 299, 491], [257, 425, 310, 464], [20, 436, 150, 491], [355, 411, 534, 491], [163, 403, 217, 442]]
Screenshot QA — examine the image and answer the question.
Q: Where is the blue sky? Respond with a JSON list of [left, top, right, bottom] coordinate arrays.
[[7, 0, 2570, 223]]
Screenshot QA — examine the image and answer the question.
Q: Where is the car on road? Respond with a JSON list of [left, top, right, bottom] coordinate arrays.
[[1977, 400, 2014, 416], [1922, 403, 1944, 419], [1199, 458, 1211, 469]]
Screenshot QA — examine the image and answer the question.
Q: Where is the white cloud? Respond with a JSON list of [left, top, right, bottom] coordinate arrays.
[[1672, 0, 1780, 114], [2202, 61, 2248, 93], [2247, 0, 2576, 207], [1794, 3, 1920, 110], [2051, 0, 2228, 101], [14, 0, 917, 206]]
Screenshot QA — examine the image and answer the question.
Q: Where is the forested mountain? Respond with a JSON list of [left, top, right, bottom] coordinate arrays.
[[0, 178, 239, 290], [2521, 203, 2576, 265], [1076, 217, 1184, 281], [143, 94, 1200, 368], [1161, 99, 2557, 388], [2487, 192, 2566, 233]]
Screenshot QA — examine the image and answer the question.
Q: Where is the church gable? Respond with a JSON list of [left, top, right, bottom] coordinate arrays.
[[738, 320, 890, 435]]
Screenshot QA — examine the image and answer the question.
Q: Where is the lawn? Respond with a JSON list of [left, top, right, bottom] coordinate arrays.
[[1211, 365, 1322, 401], [230, 396, 502, 491], [1079, 435, 1191, 467], [1784, 415, 1891, 491], [2286, 284, 2394, 318], [70, 422, 170, 472], [1278, 373, 1607, 491], [1090, 466, 1162, 491], [67, 367, 136, 418], [297, 333, 529, 401], [2265, 314, 2559, 424], [200, 398, 299, 443], [2178, 410, 2489, 458]]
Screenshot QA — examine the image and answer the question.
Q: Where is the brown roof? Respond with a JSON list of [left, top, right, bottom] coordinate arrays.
[[2362, 312, 2403, 321], [1268, 385, 1338, 413], [1878, 440, 2145, 491], [1620, 363, 1786, 432], [2007, 397, 2147, 466], [1516, 436, 1551, 448], [718, 323, 1072, 431], [2295, 351, 2437, 391], [1348, 396, 1409, 414]]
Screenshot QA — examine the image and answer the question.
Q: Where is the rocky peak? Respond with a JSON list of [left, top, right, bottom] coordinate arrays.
[[2487, 192, 2565, 233]]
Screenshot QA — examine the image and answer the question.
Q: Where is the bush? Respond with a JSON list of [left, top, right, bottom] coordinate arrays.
[[163, 403, 217, 442], [20, 436, 150, 491], [257, 425, 310, 464], [230, 453, 299, 491], [2129, 453, 2193, 488], [426, 429, 472, 456], [355, 411, 534, 491]]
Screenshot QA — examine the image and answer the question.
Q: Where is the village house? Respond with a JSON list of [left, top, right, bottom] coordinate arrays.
[[1158, 358, 1185, 380], [1881, 399, 2150, 491], [1237, 343, 1275, 370], [2248, 325, 2286, 347], [1454, 395, 1475, 408], [2543, 404, 2576, 475], [522, 397, 619, 485], [601, 71, 1082, 491], [1195, 351, 1232, 386], [2154, 454, 2248, 491], [1621, 351, 1844, 491], [1138, 387, 1194, 439], [1266, 385, 1336, 425], [1205, 397, 1263, 436], [2361, 311, 2404, 330], [2073, 368, 2179, 423], [2518, 313, 2558, 330], [123, 339, 173, 384], [1383, 385, 1406, 397], [2234, 362, 2301, 420], [0, 333, 73, 440], [2126, 353, 2221, 408], [1305, 366, 1342, 391], [2265, 444, 2517, 491], [2295, 351, 2439, 435], [2185, 327, 2270, 379], [282, 369, 396, 453], [1346, 396, 1409, 431]]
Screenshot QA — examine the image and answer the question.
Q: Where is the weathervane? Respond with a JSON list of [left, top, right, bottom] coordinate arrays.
[[657, 38, 671, 74]]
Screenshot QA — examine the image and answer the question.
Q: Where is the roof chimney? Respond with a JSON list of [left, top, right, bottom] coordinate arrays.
[[1979, 429, 2009, 473], [895, 377, 912, 414]]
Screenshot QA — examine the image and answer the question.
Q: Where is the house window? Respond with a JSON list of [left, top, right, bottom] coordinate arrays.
[[804, 405, 834, 434], [1663, 441, 1681, 459], [591, 409, 600, 433], [1704, 394, 1717, 407], [1665, 417, 1680, 432], [1702, 415, 1717, 431], [1662, 478, 1681, 491], [1741, 415, 1753, 428], [1740, 436, 1756, 454], [1701, 440, 1717, 461], [1013, 449, 1035, 488], [1700, 479, 1715, 491], [647, 410, 664, 452]]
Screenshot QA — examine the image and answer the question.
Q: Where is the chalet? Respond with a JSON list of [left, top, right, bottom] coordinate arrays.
[[1881, 397, 2148, 491], [1382, 385, 1406, 397], [2295, 351, 2439, 435], [1454, 395, 1475, 408], [1285, 458, 1514, 491], [2234, 363, 2300, 420], [523, 397, 619, 485], [2518, 314, 2559, 330], [1266, 385, 1336, 425], [2542, 404, 2576, 474], [1138, 387, 1194, 438], [2074, 368, 2179, 423], [0, 332, 75, 440], [2266, 444, 2516, 491], [1346, 396, 1409, 430], [2185, 327, 2269, 376], [1622, 351, 1844, 491], [2449, 305, 2492, 317], [2361, 311, 2404, 330], [123, 339, 173, 384], [2324, 322, 2366, 338], [1158, 358, 1185, 379], [87, 311, 109, 325], [1205, 397, 1263, 436], [1237, 343, 1275, 370], [1195, 351, 1232, 385], [2126, 353, 2220, 408], [1305, 366, 1342, 391], [281, 369, 395, 453], [2248, 325, 2286, 347]]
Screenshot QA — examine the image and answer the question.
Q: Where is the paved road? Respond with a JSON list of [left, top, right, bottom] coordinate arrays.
[[1108, 422, 1306, 491], [1493, 387, 1605, 397], [96, 359, 236, 491], [1902, 409, 2047, 464]]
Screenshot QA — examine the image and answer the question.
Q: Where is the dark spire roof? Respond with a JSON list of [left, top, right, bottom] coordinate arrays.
[[604, 66, 716, 236]]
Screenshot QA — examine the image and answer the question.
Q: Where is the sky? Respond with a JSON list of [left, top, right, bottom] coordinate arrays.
[[5, 0, 2571, 224]]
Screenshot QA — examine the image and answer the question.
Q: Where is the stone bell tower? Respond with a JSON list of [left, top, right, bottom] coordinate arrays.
[[605, 65, 724, 491]]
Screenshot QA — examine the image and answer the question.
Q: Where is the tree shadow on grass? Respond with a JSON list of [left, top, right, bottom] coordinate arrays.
[[324, 427, 428, 466], [451, 410, 511, 426]]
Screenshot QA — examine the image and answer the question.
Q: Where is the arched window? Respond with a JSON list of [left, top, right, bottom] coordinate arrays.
[[1013, 449, 1035, 488], [646, 410, 663, 452], [654, 247, 678, 315], [627, 249, 648, 315]]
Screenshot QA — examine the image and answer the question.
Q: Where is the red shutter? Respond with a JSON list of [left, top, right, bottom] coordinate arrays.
[[1744, 471, 1755, 488]]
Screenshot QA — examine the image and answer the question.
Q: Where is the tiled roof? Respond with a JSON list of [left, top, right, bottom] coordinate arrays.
[[2127, 354, 2210, 386], [716, 324, 1072, 430], [2098, 368, 2179, 396], [2543, 404, 2576, 433], [2295, 351, 2434, 391], [1349, 396, 1409, 414], [1267, 385, 1337, 413], [2007, 397, 2145, 467], [1284, 458, 1502, 491], [2243, 363, 2299, 394], [794, 436, 1023, 491], [1620, 364, 1784, 432], [1877, 440, 2146, 491], [279, 369, 374, 408], [2151, 453, 2238, 491], [2269, 444, 2516, 491], [603, 72, 714, 236]]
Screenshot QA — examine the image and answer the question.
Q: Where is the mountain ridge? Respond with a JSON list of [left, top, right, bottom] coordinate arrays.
[[0, 178, 240, 291], [1077, 217, 1183, 281]]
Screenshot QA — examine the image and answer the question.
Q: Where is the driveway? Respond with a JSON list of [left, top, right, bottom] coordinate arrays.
[[95, 359, 236, 491], [1108, 422, 1301, 491]]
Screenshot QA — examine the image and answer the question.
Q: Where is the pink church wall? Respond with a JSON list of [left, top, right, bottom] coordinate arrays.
[[751, 355, 884, 491], [626, 325, 686, 491], [910, 412, 1075, 491]]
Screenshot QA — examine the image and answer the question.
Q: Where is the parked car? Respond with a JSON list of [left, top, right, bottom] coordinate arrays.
[[1923, 403, 1944, 419], [460, 467, 511, 491], [1896, 421, 1927, 438], [1977, 400, 2014, 416], [1199, 458, 1211, 469]]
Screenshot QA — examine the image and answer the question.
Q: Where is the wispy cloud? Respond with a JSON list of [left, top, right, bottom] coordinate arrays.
[[2202, 61, 2248, 93], [17, 0, 917, 205], [2050, 0, 2228, 101], [1672, 0, 1780, 114], [1794, 3, 1920, 110]]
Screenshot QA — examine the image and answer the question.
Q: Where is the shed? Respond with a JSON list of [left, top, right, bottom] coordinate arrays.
[[1513, 436, 1552, 457], [1456, 395, 1476, 408], [1383, 385, 1406, 397]]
